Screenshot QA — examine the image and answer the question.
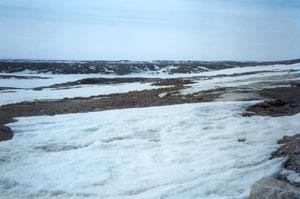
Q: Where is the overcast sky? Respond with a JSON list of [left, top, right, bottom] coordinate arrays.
[[0, 0, 299, 61]]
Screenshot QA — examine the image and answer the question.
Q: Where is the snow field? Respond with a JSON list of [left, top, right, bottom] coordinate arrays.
[[1, 102, 300, 199], [181, 69, 300, 95], [0, 83, 160, 106]]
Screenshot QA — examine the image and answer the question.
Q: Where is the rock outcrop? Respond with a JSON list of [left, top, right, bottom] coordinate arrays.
[[250, 177, 300, 199], [272, 134, 300, 173], [0, 125, 14, 142]]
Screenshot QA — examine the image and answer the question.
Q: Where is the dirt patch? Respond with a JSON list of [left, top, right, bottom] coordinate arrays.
[[243, 87, 300, 117], [215, 92, 261, 102], [151, 79, 195, 86], [34, 77, 160, 90], [33, 77, 196, 91], [0, 87, 18, 91]]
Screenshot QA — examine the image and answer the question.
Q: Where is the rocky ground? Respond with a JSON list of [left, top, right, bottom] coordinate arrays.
[[243, 87, 300, 117], [0, 125, 13, 142], [271, 135, 300, 187]]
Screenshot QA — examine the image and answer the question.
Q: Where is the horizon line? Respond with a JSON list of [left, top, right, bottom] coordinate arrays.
[[1, 58, 300, 63]]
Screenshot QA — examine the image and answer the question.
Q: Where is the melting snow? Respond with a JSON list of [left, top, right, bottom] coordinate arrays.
[[1, 102, 300, 199], [196, 63, 300, 77], [181, 70, 300, 95], [0, 73, 121, 89], [280, 170, 300, 183], [0, 83, 160, 106]]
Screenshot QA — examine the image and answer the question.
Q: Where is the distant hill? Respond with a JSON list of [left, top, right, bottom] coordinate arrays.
[[0, 59, 299, 75]]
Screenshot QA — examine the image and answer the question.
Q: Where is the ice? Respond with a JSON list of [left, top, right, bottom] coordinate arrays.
[[0, 83, 160, 106], [1, 102, 300, 199]]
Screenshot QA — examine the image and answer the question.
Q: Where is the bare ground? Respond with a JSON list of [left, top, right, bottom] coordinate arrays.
[[0, 78, 216, 126], [243, 87, 300, 117]]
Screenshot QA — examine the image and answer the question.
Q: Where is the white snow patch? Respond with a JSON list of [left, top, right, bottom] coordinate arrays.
[[124, 63, 300, 78], [196, 66, 211, 71], [181, 70, 300, 95], [158, 92, 168, 98], [281, 170, 300, 183], [1, 102, 300, 199], [0, 83, 160, 106], [0, 73, 120, 89], [197, 63, 300, 77]]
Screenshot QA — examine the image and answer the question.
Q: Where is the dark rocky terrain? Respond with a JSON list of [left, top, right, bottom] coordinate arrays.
[[243, 87, 300, 117], [0, 75, 49, 79], [1, 59, 300, 75], [272, 135, 300, 172], [0, 125, 14, 142], [34, 77, 159, 90], [272, 134, 300, 188]]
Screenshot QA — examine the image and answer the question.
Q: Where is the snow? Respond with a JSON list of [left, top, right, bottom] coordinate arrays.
[[0, 73, 118, 89], [0, 63, 299, 94], [280, 170, 300, 183], [117, 63, 300, 78], [195, 63, 300, 77], [1, 102, 300, 199], [0, 83, 160, 106], [158, 92, 168, 98], [196, 66, 211, 71], [181, 69, 300, 95]]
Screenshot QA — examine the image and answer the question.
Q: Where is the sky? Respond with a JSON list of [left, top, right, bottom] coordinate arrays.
[[0, 0, 300, 61]]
